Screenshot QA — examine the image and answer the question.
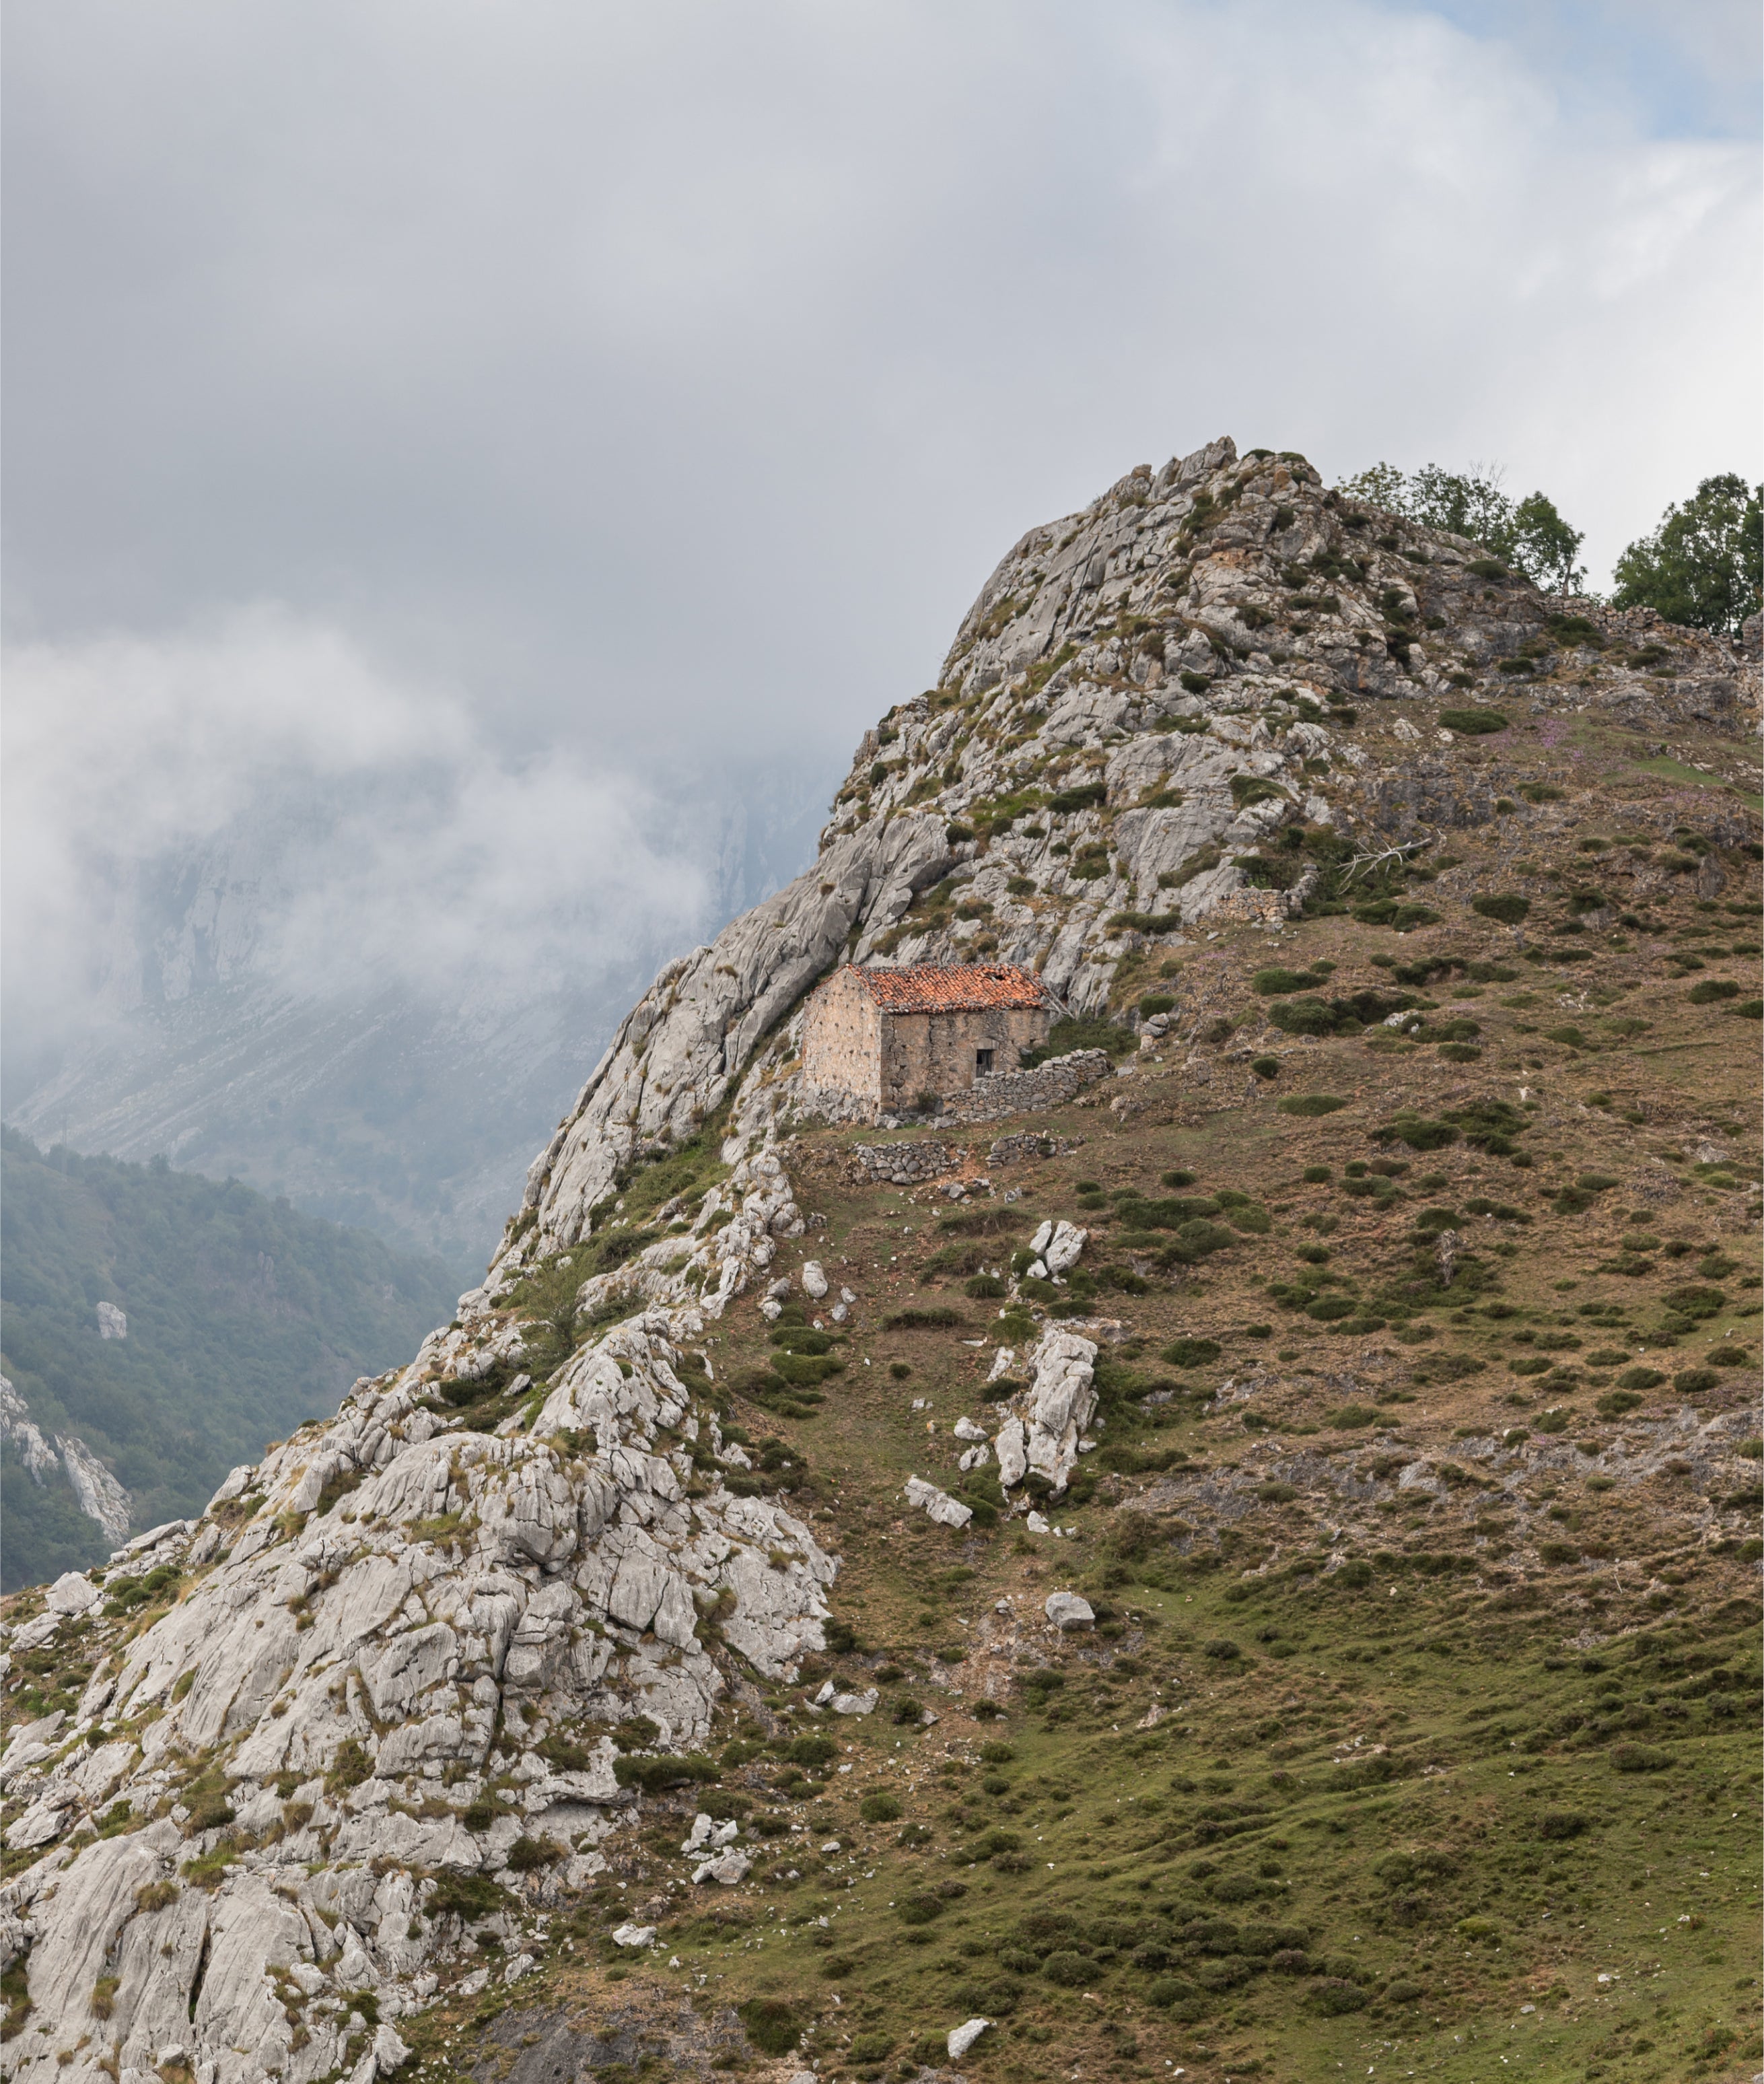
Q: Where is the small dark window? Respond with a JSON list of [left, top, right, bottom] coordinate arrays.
[[975, 1047, 995, 1076]]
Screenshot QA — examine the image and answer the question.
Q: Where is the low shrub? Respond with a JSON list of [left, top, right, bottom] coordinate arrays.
[[1162, 1338, 1221, 1367], [737, 1998, 803, 2056], [1279, 1094, 1347, 1117], [613, 1753, 721, 1792], [1150, 1974, 1201, 2010], [1611, 1743, 1673, 1773], [1041, 1951, 1090, 1986], [1307, 1978, 1369, 2015], [1471, 892, 1530, 924]]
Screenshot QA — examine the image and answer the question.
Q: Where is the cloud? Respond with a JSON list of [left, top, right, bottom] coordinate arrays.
[[1, 609, 707, 1055], [2, 0, 1757, 1091]]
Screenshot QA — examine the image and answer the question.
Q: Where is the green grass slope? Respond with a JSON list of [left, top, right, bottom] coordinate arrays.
[[390, 711, 1760, 2084], [0, 1128, 459, 1588]]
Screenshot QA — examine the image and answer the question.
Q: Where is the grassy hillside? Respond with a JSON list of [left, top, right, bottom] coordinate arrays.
[[1, 662, 1755, 2084], [390, 693, 1761, 2084], [0, 1129, 459, 1588]]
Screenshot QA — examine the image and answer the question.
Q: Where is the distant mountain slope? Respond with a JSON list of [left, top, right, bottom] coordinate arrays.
[[2, 761, 830, 1271], [0, 1129, 460, 1589]]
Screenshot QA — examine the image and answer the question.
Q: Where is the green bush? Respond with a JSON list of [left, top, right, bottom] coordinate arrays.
[[1674, 1368, 1719, 1395], [1610, 1743, 1673, 1773], [1250, 1056, 1281, 1080], [612, 1753, 721, 1793], [1439, 707, 1510, 734], [737, 1999, 803, 2056], [1041, 1951, 1090, 1986], [1163, 1338, 1222, 1367], [1378, 1114, 1457, 1150], [1687, 979, 1741, 1002], [859, 1793, 903, 1824], [1279, 1094, 1347, 1116], [1149, 1976, 1199, 2008], [1307, 1978, 1370, 2015], [897, 1892, 947, 1926], [1615, 1366, 1665, 1390], [787, 1735, 838, 1768], [1471, 893, 1530, 924], [429, 1872, 507, 1922]]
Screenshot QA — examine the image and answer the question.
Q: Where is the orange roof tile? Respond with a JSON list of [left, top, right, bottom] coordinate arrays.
[[839, 963, 1050, 1014]]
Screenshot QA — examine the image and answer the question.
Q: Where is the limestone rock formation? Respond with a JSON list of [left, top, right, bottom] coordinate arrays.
[[1, 1377, 133, 1551], [0, 1307, 833, 2083]]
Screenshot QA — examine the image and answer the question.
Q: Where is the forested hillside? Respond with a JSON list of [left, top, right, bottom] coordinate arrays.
[[0, 1130, 458, 1589]]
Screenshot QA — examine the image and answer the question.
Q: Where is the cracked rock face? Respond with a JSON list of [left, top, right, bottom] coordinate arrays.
[[991, 1327, 1100, 1498], [0, 1309, 835, 2084]]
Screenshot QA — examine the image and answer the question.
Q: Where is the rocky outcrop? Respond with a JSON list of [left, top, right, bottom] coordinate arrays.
[[509, 435, 1752, 1268], [0, 1305, 835, 2083], [0, 1377, 133, 1550], [991, 1327, 1100, 1498]]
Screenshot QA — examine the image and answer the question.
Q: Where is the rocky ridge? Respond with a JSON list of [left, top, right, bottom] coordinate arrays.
[[1, 439, 1757, 2084], [509, 436, 1751, 1259]]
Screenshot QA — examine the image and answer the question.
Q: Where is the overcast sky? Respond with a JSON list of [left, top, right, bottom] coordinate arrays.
[[5, 0, 1759, 1066]]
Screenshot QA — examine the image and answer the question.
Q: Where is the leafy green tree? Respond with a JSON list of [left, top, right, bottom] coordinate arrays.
[[1335, 461, 1584, 591], [1334, 461, 1407, 512], [1510, 492, 1585, 595], [1405, 463, 1518, 557], [1611, 474, 1762, 635]]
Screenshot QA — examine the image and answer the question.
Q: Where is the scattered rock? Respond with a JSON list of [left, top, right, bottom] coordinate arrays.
[[948, 2017, 991, 2058], [691, 1849, 752, 1886], [1044, 1593, 1096, 1631], [904, 1475, 973, 1528], [42, 1572, 101, 1617]]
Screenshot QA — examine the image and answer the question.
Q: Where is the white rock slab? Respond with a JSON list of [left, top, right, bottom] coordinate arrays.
[[903, 1476, 973, 1528]]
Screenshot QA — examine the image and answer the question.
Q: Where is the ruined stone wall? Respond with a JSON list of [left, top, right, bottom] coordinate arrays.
[[938, 1047, 1111, 1123]]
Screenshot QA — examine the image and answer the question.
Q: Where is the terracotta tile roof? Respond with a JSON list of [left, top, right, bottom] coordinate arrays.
[[841, 963, 1050, 1014]]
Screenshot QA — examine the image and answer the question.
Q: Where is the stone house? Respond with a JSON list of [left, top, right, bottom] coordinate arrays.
[[801, 963, 1053, 1117]]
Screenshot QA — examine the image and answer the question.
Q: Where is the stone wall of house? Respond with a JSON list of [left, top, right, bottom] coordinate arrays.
[[878, 1004, 1051, 1111], [800, 968, 883, 1110]]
